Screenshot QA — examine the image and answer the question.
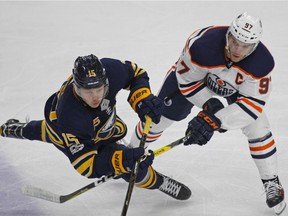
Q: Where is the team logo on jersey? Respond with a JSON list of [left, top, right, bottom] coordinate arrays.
[[205, 73, 238, 97], [93, 107, 117, 143]]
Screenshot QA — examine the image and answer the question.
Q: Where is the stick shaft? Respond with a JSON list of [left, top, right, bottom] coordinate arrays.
[[22, 135, 185, 204], [121, 116, 152, 216]]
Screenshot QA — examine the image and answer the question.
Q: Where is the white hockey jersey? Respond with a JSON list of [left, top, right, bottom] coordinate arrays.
[[175, 26, 274, 130]]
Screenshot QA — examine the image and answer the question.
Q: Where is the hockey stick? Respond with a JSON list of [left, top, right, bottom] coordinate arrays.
[[21, 135, 186, 204], [121, 116, 152, 216]]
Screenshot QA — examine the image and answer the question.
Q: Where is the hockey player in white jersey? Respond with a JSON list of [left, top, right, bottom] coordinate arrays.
[[130, 12, 286, 215]]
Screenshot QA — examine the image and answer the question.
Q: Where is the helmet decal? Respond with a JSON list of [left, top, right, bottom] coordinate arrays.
[[226, 12, 263, 58], [229, 12, 262, 44]]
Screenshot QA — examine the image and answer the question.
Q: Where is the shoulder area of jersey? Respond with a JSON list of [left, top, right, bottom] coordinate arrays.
[[238, 43, 274, 79], [190, 25, 228, 43]]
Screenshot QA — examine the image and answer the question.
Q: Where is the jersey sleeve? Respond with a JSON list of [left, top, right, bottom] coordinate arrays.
[[124, 61, 150, 91], [175, 28, 215, 107], [216, 74, 272, 130], [101, 58, 152, 112], [56, 116, 99, 177], [124, 61, 154, 112]]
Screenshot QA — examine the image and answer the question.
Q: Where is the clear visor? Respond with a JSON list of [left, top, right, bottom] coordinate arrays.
[[74, 83, 109, 99], [226, 32, 258, 59]]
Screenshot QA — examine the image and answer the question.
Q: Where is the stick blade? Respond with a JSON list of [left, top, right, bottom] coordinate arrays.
[[21, 184, 61, 203]]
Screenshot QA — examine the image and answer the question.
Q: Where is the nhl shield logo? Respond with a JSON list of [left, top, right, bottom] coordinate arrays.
[[101, 99, 110, 111]]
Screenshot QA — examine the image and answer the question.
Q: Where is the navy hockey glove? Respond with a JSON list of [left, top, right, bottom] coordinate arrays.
[[184, 110, 222, 146], [202, 98, 224, 114], [202, 97, 227, 133], [136, 94, 164, 124], [111, 147, 154, 174], [128, 87, 164, 124], [184, 98, 224, 145]]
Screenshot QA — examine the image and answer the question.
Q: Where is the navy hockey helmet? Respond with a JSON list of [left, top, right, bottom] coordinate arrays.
[[73, 54, 108, 89]]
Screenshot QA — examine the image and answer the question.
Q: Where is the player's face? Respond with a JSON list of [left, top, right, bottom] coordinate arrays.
[[226, 35, 254, 62], [79, 85, 105, 108]]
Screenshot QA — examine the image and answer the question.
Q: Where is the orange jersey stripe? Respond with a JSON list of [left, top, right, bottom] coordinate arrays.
[[147, 133, 161, 140], [137, 122, 143, 136], [250, 140, 275, 152], [237, 98, 263, 113], [180, 81, 203, 94], [136, 122, 161, 140]]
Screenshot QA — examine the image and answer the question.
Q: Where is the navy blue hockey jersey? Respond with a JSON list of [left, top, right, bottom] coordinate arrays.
[[43, 58, 151, 178]]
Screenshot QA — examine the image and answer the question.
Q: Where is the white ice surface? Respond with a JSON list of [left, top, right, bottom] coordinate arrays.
[[0, 1, 288, 216]]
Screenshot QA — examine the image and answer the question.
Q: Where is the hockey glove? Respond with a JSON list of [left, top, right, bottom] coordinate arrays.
[[128, 87, 164, 124], [202, 97, 227, 133], [184, 110, 222, 146], [111, 147, 154, 174], [202, 98, 224, 114], [136, 94, 164, 124], [184, 98, 224, 146]]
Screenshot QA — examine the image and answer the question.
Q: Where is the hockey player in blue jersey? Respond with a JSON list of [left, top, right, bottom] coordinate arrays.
[[129, 12, 286, 214], [0, 54, 191, 200]]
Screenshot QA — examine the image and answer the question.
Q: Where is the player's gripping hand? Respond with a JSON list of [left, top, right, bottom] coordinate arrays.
[[136, 94, 164, 124], [184, 97, 225, 145], [128, 87, 164, 124], [184, 110, 221, 146], [111, 147, 154, 174]]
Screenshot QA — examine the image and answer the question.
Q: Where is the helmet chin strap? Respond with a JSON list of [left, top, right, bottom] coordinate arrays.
[[73, 83, 82, 98], [225, 33, 233, 61], [225, 49, 234, 69], [225, 45, 230, 57]]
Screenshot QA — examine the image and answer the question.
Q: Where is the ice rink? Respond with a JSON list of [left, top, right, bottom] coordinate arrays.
[[0, 1, 288, 216]]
